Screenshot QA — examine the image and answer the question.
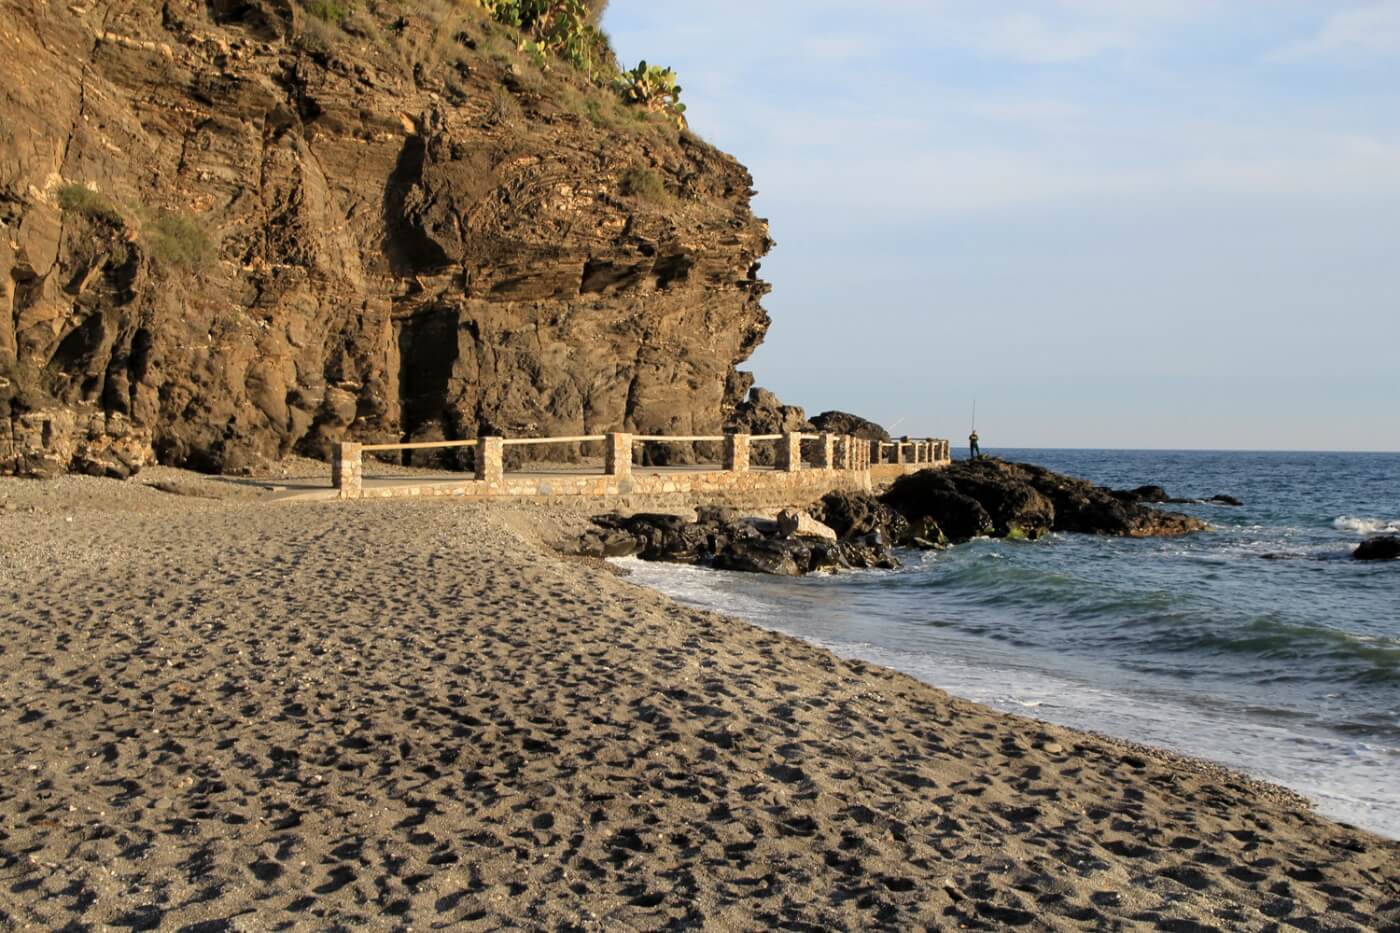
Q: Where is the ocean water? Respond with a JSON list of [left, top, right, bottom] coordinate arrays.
[[619, 449, 1400, 838]]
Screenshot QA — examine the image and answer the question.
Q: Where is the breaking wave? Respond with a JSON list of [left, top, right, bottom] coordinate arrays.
[[1333, 516, 1400, 535]]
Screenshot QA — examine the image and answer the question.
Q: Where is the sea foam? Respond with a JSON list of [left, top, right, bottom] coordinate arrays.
[[1333, 516, 1400, 535]]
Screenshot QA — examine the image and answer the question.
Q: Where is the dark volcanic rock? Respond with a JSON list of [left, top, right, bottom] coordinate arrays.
[[1113, 485, 1170, 504], [577, 506, 899, 576], [883, 459, 1208, 542], [880, 472, 995, 542], [1114, 486, 1243, 507], [0, 2, 772, 476], [724, 387, 812, 466], [809, 411, 890, 442], [808, 491, 912, 546], [1354, 536, 1400, 561]]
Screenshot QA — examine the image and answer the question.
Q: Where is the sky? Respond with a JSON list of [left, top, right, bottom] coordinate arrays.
[[602, 1, 1400, 451]]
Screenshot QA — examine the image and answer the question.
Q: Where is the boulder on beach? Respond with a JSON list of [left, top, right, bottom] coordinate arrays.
[[576, 507, 899, 576], [1354, 536, 1400, 561], [808, 491, 912, 545]]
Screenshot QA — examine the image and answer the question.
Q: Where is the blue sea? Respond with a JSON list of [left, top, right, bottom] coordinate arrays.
[[620, 449, 1400, 838]]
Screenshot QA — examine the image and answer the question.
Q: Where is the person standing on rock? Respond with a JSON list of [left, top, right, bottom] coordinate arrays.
[[968, 430, 981, 459]]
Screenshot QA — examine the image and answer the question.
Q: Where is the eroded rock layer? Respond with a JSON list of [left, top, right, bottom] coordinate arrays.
[[0, 1, 771, 475]]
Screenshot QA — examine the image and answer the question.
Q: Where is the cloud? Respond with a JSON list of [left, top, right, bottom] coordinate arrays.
[[962, 12, 1130, 64], [1269, 2, 1400, 61]]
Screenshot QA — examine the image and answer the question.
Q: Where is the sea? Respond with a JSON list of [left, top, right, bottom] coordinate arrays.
[[618, 449, 1400, 839]]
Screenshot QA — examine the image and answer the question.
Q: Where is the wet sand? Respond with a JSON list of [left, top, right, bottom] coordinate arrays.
[[1, 471, 1397, 929]]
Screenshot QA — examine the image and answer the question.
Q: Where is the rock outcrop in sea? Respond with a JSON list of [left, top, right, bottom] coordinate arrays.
[[1354, 536, 1400, 561], [0, 1, 771, 477], [887, 459, 1210, 543]]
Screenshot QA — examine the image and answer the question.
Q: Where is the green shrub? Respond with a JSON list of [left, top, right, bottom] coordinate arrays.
[[619, 166, 667, 204], [145, 211, 216, 272], [305, 0, 353, 23], [618, 60, 686, 127], [56, 184, 123, 227]]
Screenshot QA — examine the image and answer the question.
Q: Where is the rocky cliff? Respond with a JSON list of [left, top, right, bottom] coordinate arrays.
[[0, 0, 772, 476]]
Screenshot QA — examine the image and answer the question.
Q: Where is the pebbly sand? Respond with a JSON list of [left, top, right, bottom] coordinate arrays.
[[1, 471, 1397, 930]]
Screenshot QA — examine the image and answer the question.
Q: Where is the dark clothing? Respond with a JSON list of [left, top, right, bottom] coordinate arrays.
[[968, 433, 981, 459]]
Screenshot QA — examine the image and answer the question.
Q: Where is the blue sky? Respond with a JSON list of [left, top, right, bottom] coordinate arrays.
[[602, 1, 1400, 451]]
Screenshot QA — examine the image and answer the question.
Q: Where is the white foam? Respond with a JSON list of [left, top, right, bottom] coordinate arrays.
[[1333, 516, 1400, 535]]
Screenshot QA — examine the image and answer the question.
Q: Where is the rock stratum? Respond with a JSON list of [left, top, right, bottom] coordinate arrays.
[[0, 1, 772, 477]]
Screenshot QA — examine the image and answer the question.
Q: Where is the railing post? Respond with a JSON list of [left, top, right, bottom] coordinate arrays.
[[332, 441, 362, 498], [818, 432, 836, 470], [723, 433, 750, 472], [475, 436, 503, 483], [777, 432, 801, 472], [605, 432, 632, 478]]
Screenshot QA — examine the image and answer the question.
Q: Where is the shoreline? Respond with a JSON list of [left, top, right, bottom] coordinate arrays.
[[616, 553, 1400, 841], [2, 470, 1397, 928]]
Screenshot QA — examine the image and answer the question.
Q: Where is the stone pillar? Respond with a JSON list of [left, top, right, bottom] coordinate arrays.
[[475, 436, 504, 483], [723, 433, 750, 472], [605, 432, 632, 478], [332, 441, 362, 499], [895, 438, 906, 465], [777, 432, 802, 472], [840, 435, 853, 470], [818, 432, 836, 470]]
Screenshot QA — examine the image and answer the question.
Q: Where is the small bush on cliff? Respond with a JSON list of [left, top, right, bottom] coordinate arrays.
[[618, 61, 686, 128], [620, 166, 667, 204], [305, 0, 353, 23], [56, 184, 124, 227], [144, 212, 216, 272]]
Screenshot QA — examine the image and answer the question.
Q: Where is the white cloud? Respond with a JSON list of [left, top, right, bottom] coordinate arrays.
[[1269, 2, 1400, 61]]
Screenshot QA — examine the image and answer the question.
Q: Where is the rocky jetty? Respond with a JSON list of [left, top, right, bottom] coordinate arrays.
[[887, 459, 1210, 543], [576, 460, 1208, 576], [1354, 536, 1400, 561], [1, 1, 771, 477]]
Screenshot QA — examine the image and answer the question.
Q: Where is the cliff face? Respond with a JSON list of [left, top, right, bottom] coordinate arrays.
[[0, 0, 772, 476]]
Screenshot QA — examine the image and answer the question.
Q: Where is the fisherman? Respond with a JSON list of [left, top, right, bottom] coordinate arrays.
[[968, 430, 981, 459]]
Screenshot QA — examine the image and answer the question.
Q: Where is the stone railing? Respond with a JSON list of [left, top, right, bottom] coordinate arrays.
[[331, 431, 948, 499]]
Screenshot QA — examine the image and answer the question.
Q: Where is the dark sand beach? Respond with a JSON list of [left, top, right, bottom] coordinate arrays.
[[2, 473, 1397, 929]]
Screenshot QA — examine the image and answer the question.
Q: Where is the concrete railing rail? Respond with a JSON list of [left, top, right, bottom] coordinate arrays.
[[331, 430, 950, 499]]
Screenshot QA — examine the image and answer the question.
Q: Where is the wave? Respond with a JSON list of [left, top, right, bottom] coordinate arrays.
[[1334, 516, 1400, 535]]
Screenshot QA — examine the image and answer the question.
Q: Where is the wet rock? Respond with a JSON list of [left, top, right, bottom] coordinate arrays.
[[883, 459, 1207, 542], [576, 504, 899, 576], [1206, 494, 1243, 507], [809, 491, 912, 546], [1354, 536, 1400, 561], [1113, 485, 1170, 504], [880, 472, 995, 543], [776, 508, 836, 541]]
